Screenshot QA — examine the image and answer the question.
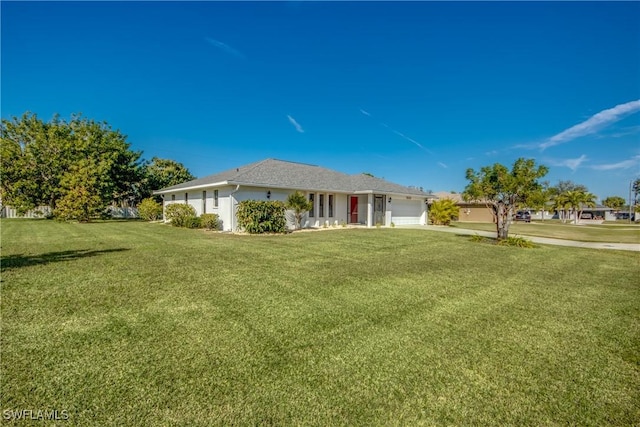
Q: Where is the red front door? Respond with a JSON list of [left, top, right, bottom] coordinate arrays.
[[350, 196, 358, 223]]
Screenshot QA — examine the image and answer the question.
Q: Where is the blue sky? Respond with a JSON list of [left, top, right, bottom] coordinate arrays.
[[2, 1, 639, 200]]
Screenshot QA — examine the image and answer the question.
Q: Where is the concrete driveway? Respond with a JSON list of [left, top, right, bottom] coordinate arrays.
[[398, 225, 640, 252]]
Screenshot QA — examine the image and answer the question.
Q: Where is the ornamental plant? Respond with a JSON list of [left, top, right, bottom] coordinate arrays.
[[165, 203, 197, 227], [137, 198, 163, 221], [236, 200, 286, 234]]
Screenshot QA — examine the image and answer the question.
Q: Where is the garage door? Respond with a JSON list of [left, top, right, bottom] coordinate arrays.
[[391, 199, 423, 225]]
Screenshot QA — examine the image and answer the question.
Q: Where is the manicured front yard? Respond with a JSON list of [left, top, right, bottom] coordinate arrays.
[[450, 220, 640, 243], [1, 220, 639, 425]]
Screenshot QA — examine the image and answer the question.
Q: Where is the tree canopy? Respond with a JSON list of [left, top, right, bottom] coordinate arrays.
[[1, 112, 195, 220], [140, 157, 196, 200], [463, 158, 548, 240], [1, 112, 142, 216], [602, 196, 626, 210], [549, 181, 596, 223]]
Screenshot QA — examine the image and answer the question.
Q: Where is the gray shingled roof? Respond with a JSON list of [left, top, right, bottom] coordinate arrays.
[[154, 158, 432, 197]]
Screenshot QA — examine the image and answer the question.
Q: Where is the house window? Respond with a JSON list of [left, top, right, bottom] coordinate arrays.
[[214, 190, 219, 207], [185, 193, 188, 203], [328, 195, 334, 217], [309, 193, 315, 217], [202, 191, 207, 213], [319, 194, 325, 217], [171, 194, 175, 201]]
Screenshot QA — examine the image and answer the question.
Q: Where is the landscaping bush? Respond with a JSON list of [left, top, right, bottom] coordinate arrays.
[[200, 213, 220, 230], [137, 198, 163, 221], [165, 203, 197, 227], [497, 236, 536, 248], [236, 200, 286, 234], [285, 191, 313, 229], [183, 216, 202, 229], [428, 198, 459, 225]]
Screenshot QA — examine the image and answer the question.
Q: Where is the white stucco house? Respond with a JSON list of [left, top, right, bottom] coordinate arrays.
[[153, 158, 435, 231]]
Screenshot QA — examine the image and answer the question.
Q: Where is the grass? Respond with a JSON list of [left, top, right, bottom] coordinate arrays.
[[450, 220, 640, 243], [2, 220, 639, 426]]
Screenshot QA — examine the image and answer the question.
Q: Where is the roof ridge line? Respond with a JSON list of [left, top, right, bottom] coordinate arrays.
[[231, 158, 273, 181]]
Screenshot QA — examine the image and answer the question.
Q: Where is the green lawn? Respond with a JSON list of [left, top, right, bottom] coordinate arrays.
[[450, 221, 640, 243], [2, 220, 639, 426]]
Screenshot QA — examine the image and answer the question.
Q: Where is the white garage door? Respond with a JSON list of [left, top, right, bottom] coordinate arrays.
[[391, 199, 423, 225]]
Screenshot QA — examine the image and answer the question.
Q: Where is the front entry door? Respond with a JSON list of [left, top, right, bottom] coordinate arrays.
[[350, 196, 359, 223], [374, 195, 384, 225]]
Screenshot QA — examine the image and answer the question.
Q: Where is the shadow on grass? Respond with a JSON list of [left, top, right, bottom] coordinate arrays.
[[1, 248, 130, 271]]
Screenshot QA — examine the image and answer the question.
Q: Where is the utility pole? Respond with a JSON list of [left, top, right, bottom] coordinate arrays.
[[629, 180, 633, 224]]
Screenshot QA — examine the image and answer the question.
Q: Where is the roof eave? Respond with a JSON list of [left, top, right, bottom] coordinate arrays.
[[153, 181, 230, 194]]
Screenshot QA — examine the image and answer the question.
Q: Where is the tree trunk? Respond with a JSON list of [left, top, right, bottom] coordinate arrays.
[[494, 202, 510, 241]]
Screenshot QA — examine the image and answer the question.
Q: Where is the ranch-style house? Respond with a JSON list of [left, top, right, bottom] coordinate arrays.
[[154, 158, 435, 231]]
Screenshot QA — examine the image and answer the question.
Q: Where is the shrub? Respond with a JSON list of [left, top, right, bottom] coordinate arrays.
[[236, 200, 286, 234], [286, 191, 313, 229], [183, 216, 202, 229], [138, 198, 163, 221], [200, 213, 220, 230], [428, 198, 459, 225], [497, 236, 536, 248], [165, 203, 197, 227], [470, 233, 486, 243]]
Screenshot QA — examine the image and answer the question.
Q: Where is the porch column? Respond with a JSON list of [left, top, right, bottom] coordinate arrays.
[[367, 193, 373, 227], [385, 196, 392, 227]]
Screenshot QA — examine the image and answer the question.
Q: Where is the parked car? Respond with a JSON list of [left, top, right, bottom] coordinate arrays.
[[514, 210, 531, 222]]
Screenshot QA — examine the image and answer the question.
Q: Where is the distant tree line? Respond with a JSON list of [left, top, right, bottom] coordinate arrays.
[[0, 112, 194, 221]]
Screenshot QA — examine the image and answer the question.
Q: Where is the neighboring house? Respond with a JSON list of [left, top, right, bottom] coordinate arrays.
[[153, 158, 435, 231], [555, 205, 616, 222], [434, 192, 563, 222], [433, 192, 495, 222]]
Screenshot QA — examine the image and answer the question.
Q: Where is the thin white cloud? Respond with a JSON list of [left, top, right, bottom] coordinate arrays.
[[205, 37, 246, 59], [287, 115, 304, 133], [540, 100, 640, 150], [591, 155, 640, 171], [364, 113, 434, 155], [437, 162, 448, 169], [547, 154, 588, 171]]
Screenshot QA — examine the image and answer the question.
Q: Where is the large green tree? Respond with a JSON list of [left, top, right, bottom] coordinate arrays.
[[525, 181, 551, 221], [602, 196, 626, 210], [1, 112, 142, 217], [139, 157, 195, 200], [463, 158, 548, 241]]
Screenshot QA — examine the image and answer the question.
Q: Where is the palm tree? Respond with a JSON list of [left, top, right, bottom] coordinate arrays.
[[581, 192, 597, 222], [566, 190, 597, 223], [285, 191, 313, 230], [551, 192, 571, 223]]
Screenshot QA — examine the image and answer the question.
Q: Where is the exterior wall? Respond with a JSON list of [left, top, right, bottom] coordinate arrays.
[[529, 210, 554, 220], [305, 191, 349, 228], [162, 185, 428, 230], [163, 185, 233, 230], [457, 204, 494, 222]]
